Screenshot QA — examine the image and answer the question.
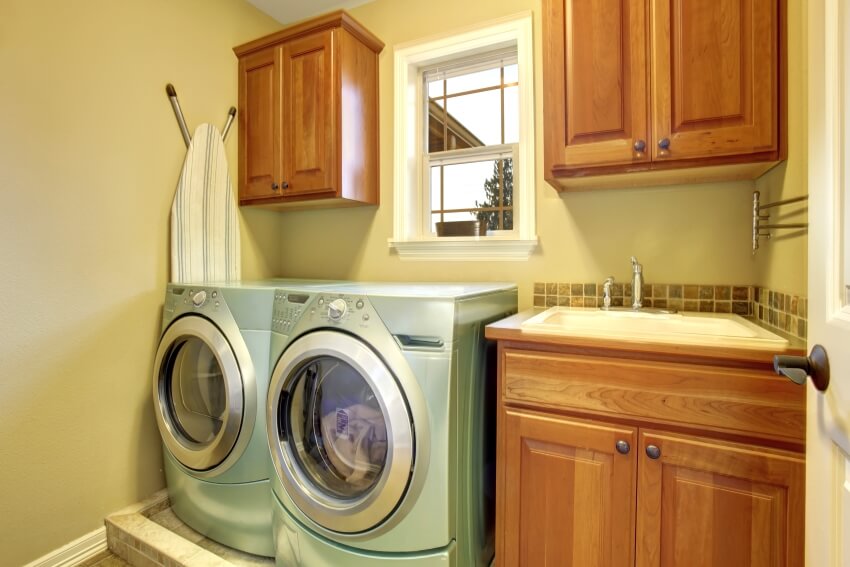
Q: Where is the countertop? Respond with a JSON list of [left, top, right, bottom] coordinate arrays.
[[485, 308, 806, 365]]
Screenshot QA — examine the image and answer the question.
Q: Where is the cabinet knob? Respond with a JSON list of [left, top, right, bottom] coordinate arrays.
[[272, 182, 280, 191], [615, 440, 631, 455], [657, 138, 671, 157], [633, 139, 646, 153], [282, 181, 290, 190], [645, 444, 662, 460]]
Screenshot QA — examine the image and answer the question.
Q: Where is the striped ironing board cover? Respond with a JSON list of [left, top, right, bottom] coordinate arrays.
[[171, 123, 240, 283]]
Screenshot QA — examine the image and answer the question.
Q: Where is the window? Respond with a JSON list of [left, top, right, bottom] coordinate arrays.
[[390, 13, 537, 260], [426, 52, 517, 235]]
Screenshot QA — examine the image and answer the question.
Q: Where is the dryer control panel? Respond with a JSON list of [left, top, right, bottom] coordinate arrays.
[[164, 286, 223, 324]]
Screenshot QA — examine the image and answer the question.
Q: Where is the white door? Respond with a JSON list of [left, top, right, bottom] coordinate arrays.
[[807, 0, 850, 564]]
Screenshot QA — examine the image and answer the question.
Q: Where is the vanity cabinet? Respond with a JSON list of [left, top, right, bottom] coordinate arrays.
[[543, 0, 785, 190], [487, 319, 805, 567], [233, 11, 382, 209]]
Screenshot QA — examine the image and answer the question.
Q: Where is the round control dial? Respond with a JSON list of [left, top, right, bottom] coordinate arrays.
[[192, 290, 207, 307], [328, 298, 348, 321]]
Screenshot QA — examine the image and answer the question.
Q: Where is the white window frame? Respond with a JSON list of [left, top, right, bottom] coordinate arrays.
[[389, 13, 537, 261]]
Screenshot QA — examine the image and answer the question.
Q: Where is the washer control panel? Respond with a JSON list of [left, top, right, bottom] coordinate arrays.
[[273, 291, 308, 334], [273, 292, 375, 334], [327, 298, 348, 321]]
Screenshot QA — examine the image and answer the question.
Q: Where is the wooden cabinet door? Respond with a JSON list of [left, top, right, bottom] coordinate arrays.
[[543, 0, 650, 174], [636, 430, 804, 567], [650, 0, 780, 162], [238, 47, 281, 202], [281, 29, 336, 197], [499, 409, 637, 567]]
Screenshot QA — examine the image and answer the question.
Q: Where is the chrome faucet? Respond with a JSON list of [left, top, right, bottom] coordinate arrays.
[[602, 277, 614, 310], [630, 256, 644, 309]]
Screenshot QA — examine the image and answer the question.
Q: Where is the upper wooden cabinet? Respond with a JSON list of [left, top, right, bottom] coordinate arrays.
[[234, 11, 383, 209], [543, 0, 785, 190]]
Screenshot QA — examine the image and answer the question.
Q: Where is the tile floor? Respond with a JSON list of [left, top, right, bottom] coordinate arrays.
[[78, 550, 132, 567]]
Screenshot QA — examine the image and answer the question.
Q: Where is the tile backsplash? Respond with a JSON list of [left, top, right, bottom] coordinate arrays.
[[533, 282, 807, 341]]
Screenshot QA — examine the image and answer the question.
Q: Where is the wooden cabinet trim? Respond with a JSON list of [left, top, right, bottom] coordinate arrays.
[[233, 10, 384, 57], [501, 348, 805, 445]]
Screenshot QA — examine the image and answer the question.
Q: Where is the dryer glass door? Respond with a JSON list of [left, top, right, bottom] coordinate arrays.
[[269, 330, 414, 534], [154, 316, 244, 471], [167, 338, 226, 444]]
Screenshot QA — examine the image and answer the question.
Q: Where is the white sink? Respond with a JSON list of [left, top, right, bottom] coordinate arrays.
[[521, 307, 788, 349]]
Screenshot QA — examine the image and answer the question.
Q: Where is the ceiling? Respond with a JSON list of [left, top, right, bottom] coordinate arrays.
[[246, 0, 375, 24]]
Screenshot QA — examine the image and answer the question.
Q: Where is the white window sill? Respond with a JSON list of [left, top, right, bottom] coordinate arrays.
[[388, 236, 538, 261]]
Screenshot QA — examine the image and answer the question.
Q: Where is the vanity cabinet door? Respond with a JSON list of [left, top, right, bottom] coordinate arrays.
[[650, 0, 781, 163], [237, 46, 281, 202], [635, 430, 804, 567], [543, 0, 650, 175], [499, 409, 637, 567]]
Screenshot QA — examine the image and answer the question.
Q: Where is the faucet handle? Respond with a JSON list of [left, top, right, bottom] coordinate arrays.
[[630, 256, 642, 273], [604, 276, 615, 286]]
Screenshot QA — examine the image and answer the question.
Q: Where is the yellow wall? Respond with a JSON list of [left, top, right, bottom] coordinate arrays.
[[755, 0, 808, 296], [0, 0, 807, 563], [0, 1, 280, 564], [273, 0, 806, 309]]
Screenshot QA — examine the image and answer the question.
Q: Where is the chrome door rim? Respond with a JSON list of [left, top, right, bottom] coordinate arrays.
[[153, 315, 245, 472], [267, 330, 414, 533]]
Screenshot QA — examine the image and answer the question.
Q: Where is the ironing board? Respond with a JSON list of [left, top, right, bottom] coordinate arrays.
[[170, 123, 240, 283]]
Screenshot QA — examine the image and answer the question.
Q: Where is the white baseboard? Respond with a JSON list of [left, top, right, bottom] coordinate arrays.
[[23, 527, 107, 567]]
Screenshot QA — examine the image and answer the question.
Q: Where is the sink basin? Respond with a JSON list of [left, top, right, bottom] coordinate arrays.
[[521, 307, 788, 349]]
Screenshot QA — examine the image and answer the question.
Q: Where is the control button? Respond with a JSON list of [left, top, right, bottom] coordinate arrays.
[[362, 314, 370, 321], [318, 297, 325, 306], [192, 290, 207, 307], [328, 298, 348, 321], [211, 291, 218, 298], [356, 299, 365, 310]]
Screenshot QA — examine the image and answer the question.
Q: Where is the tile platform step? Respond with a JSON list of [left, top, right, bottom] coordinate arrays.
[[104, 490, 273, 567]]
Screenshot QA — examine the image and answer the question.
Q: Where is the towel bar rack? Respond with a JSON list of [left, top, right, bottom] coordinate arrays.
[[752, 191, 808, 253]]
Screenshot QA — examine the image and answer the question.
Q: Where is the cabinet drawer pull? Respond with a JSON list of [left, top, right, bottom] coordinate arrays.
[[615, 440, 631, 455], [633, 139, 646, 153], [646, 444, 662, 459], [282, 181, 290, 189], [272, 182, 280, 191]]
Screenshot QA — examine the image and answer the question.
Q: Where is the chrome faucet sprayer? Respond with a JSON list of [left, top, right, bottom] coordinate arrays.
[[602, 277, 614, 310], [630, 256, 643, 309]]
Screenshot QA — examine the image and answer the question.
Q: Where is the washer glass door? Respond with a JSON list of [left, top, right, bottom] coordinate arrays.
[[270, 331, 414, 534], [289, 356, 388, 498], [154, 316, 244, 471]]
